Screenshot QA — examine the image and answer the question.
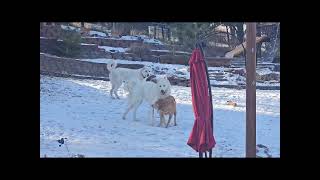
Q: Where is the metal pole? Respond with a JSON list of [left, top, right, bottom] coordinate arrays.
[[198, 41, 214, 158], [246, 23, 256, 158]]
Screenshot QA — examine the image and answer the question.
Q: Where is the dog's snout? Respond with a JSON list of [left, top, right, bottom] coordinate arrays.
[[161, 90, 165, 94]]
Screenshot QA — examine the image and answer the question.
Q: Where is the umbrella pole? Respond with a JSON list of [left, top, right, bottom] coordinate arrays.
[[198, 42, 214, 158], [199, 152, 203, 158]]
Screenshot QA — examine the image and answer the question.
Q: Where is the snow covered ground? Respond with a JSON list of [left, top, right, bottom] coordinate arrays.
[[40, 75, 280, 158]]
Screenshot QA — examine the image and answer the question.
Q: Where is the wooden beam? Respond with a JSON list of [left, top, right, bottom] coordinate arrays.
[[246, 23, 257, 158], [225, 35, 267, 58]]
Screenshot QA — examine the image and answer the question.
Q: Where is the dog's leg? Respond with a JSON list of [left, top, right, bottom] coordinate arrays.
[[158, 114, 164, 127], [110, 86, 115, 99], [122, 103, 135, 120], [149, 107, 155, 126], [174, 111, 177, 126], [132, 100, 142, 121], [115, 93, 120, 99], [166, 114, 173, 128], [114, 84, 121, 99], [161, 114, 167, 127]]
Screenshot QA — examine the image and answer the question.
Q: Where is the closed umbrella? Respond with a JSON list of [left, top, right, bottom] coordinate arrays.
[[187, 44, 216, 157]]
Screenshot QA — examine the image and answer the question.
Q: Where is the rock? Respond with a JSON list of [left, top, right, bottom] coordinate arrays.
[[232, 69, 245, 76]]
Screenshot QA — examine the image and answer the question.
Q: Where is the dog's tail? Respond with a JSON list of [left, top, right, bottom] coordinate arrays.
[[107, 60, 117, 72]]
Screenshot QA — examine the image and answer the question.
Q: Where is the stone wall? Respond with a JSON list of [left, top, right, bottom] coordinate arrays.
[[159, 55, 190, 65], [40, 53, 191, 87], [206, 57, 232, 67], [81, 37, 143, 48], [40, 53, 144, 78], [40, 38, 112, 59]]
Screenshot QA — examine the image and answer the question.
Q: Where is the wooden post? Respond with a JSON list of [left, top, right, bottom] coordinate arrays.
[[246, 23, 256, 158]]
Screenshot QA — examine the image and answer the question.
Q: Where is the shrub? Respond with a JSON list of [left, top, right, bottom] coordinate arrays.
[[54, 29, 82, 58]]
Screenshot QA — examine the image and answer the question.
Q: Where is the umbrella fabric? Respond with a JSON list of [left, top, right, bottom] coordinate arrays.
[[187, 48, 216, 153]]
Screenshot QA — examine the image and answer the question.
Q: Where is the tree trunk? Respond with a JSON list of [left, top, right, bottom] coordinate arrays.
[[162, 26, 164, 40], [236, 23, 244, 44], [173, 45, 175, 56], [226, 25, 230, 47], [256, 23, 262, 59]]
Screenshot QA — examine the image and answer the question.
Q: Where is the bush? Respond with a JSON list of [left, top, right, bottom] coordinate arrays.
[[54, 30, 82, 58]]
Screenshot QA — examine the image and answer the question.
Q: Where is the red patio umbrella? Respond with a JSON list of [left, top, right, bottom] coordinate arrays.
[[187, 45, 216, 157]]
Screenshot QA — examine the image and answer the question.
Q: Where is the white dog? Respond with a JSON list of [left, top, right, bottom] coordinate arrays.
[[122, 75, 172, 126], [107, 60, 152, 99]]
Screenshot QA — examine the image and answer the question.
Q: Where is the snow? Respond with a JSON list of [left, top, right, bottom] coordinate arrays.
[[89, 30, 107, 37], [120, 35, 139, 41], [83, 37, 109, 39], [60, 25, 80, 32], [40, 75, 279, 157], [81, 43, 96, 46], [98, 46, 128, 53], [143, 38, 164, 45], [256, 68, 280, 75], [118, 35, 164, 45]]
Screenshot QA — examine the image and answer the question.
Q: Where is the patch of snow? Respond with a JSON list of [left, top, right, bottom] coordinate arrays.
[[89, 31, 107, 37], [256, 68, 279, 75], [143, 38, 163, 45], [120, 35, 139, 41], [98, 46, 128, 53], [83, 37, 109, 39], [61, 25, 80, 32], [81, 43, 97, 46]]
